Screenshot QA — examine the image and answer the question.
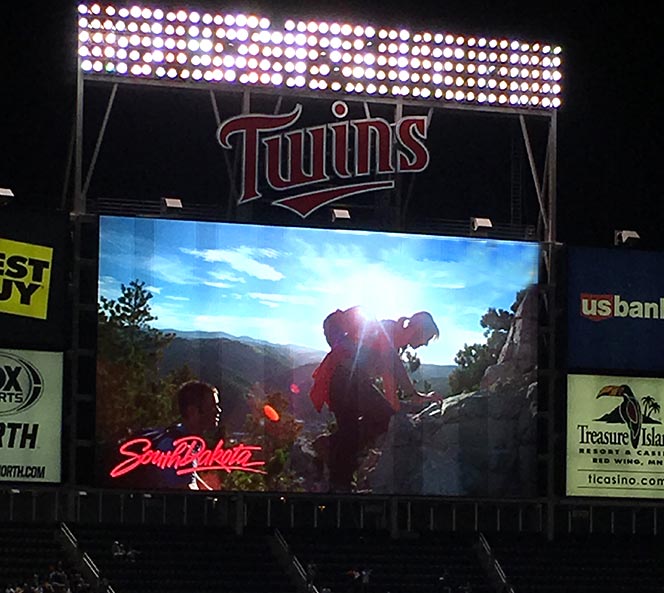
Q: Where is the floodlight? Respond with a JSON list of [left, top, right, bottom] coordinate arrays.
[[331, 207, 351, 221], [614, 230, 640, 247], [470, 217, 493, 235], [78, 3, 562, 111], [0, 187, 14, 206], [162, 196, 183, 209]]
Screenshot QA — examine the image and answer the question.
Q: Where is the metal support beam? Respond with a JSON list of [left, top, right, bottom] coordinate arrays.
[[73, 66, 85, 214], [401, 107, 434, 229], [547, 111, 558, 245], [210, 90, 240, 219], [82, 83, 118, 203], [519, 115, 549, 240]]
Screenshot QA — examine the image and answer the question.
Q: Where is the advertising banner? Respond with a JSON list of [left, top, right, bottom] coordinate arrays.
[[567, 374, 664, 499], [0, 210, 68, 350], [97, 215, 539, 496], [0, 348, 63, 483], [567, 246, 664, 372]]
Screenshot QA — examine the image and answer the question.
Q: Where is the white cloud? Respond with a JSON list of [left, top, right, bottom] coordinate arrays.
[[247, 292, 318, 306], [182, 247, 284, 281], [149, 254, 201, 285], [259, 300, 279, 308], [208, 270, 246, 283], [98, 275, 119, 291]]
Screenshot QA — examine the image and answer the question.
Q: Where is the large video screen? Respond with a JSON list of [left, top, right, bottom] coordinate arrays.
[[96, 216, 539, 496], [567, 374, 664, 499]]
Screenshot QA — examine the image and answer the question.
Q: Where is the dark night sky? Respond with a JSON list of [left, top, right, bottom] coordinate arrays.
[[2, 1, 660, 248]]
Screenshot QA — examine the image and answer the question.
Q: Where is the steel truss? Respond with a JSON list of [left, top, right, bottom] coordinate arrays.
[[63, 73, 563, 536]]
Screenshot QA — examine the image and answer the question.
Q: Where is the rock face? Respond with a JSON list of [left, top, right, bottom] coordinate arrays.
[[366, 286, 539, 496]]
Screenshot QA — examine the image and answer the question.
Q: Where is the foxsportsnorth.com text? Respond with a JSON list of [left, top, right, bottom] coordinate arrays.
[[0, 463, 46, 479]]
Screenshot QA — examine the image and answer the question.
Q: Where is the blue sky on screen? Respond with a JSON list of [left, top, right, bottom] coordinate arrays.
[[98, 216, 539, 366]]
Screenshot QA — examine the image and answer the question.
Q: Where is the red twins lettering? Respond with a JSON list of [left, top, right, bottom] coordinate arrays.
[[217, 103, 430, 217]]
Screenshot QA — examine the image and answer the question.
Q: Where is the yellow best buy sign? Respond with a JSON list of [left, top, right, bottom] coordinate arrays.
[[0, 238, 53, 320]]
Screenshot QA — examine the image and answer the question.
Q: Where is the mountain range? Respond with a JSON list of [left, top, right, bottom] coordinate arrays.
[[159, 331, 454, 432]]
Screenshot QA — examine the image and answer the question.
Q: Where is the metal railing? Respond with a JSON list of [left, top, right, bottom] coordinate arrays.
[[479, 532, 515, 593], [60, 522, 116, 593], [275, 528, 320, 593]]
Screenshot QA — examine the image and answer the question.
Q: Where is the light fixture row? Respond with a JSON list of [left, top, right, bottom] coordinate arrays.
[[78, 3, 563, 110]]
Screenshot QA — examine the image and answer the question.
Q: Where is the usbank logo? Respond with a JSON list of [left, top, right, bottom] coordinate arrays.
[[0, 238, 53, 320], [580, 293, 664, 322]]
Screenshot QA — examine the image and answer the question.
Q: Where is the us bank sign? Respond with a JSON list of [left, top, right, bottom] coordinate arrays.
[[217, 101, 430, 217]]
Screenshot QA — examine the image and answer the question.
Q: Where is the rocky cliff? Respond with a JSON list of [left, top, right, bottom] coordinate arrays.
[[364, 285, 539, 496]]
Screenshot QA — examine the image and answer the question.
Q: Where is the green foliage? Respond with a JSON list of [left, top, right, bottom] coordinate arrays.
[[97, 280, 188, 443], [220, 387, 304, 492], [448, 290, 526, 394], [403, 350, 421, 373], [448, 343, 493, 394]]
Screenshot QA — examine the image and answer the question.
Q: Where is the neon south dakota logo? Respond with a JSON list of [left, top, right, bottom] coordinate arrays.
[[0, 351, 44, 416]]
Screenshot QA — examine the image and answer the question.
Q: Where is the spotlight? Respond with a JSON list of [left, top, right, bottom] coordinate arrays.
[[470, 217, 493, 236], [614, 229, 640, 247], [331, 207, 351, 222], [0, 187, 14, 206], [161, 196, 183, 215]]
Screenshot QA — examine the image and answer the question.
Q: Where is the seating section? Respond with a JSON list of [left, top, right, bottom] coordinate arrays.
[[10, 521, 664, 593], [71, 524, 297, 593], [284, 529, 493, 593], [489, 533, 664, 593], [0, 523, 89, 592]]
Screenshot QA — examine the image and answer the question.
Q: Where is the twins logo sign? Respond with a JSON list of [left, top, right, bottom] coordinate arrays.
[[217, 101, 430, 217]]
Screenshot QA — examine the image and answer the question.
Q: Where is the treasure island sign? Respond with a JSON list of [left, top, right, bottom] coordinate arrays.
[[217, 101, 429, 217]]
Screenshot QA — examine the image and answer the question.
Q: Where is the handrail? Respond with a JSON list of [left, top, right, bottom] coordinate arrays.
[[274, 529, 320, 593], [82, 551, 116, 593], [60, 522, 115, 593], [60, 522, 78, 547], [478, 533, 515, 593], [82, 552, 100, 578]]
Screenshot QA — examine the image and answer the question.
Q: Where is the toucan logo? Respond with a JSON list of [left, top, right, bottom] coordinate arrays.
[[580, 293, 664, 322], [0, 351, 44, 417], [595, 385, 661, 448]]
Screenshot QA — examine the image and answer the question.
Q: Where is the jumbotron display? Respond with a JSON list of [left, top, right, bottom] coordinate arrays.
[[96, 216, 540, 496], [78, 3, 562, 110]]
